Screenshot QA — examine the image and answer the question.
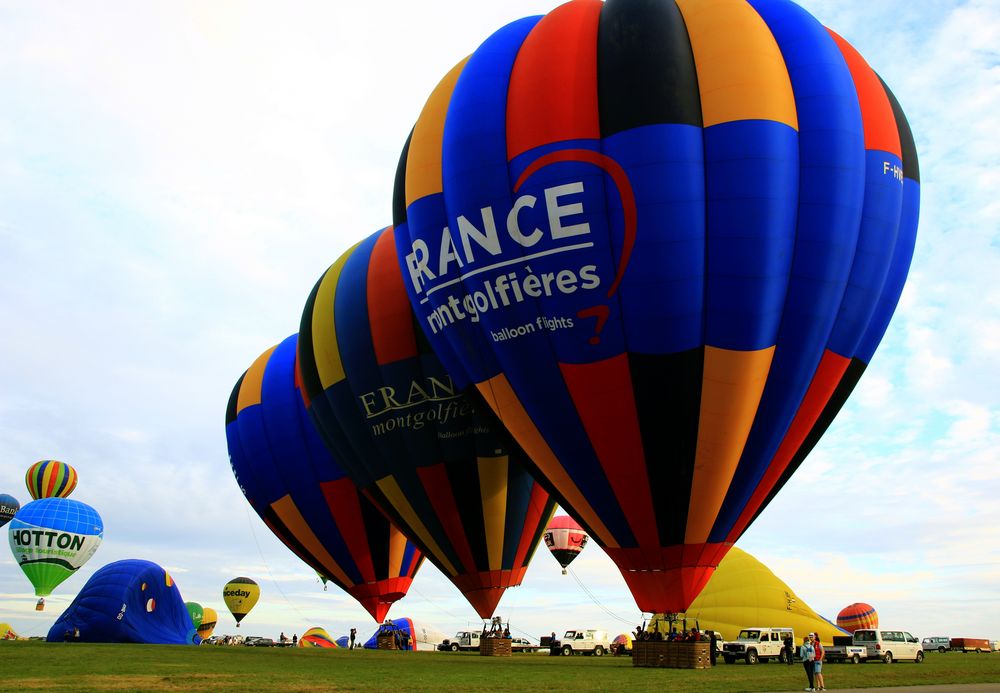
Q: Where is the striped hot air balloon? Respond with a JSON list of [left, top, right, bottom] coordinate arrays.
[[298, 226, 557, 619], [392, 0, 919, 614], [837, 603, 878, 633], [25, 460, 78, 500], [227, 335, 423, 623], [299, 627, 338, 648], [543, 514, 589, 574]]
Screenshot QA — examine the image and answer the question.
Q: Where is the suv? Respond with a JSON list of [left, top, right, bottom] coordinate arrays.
[[922, 636, 950, 653], [243, 636, 276, 647], [853, 629, 924, 663], [555, 629, 610, 656], [722, 627, 794, 664], [438, 631, 480, 652]]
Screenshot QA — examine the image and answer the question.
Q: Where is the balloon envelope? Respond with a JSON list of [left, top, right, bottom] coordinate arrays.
[[197, 607, 218, 640], [223, 577, 260, 626], [226, 334, 423, 622], [8, 497, 103, 597], [299, 226, 557, 619], [658, 546, 848, 644], [186, 602, 204, 630], [837, 602, 878, 633], [47, 559, 199, 644], [299, 627, 338, 648], [0, 494, 19, 528], [25, 460, 78, 500], [543, 514, 589, 573], [393, 0, 919, 613], [363, 617, 416, 651]]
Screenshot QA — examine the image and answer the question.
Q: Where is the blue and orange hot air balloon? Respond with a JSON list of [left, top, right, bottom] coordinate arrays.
[[298, 226, 557, 619], [227, 336, 423, 622], [392, 0, 919, 614], [25, 460, 78, 500]]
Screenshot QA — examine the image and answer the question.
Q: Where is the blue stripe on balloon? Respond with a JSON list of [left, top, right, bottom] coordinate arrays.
[[710, 0, 866, 541], [703, 120, 799, 351]]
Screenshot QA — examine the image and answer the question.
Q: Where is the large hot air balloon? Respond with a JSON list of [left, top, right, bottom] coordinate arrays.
[[544, 514, 589, 574], [837, 602, 878, 633], [186, 602, 204, 630], [46, 559, 200, 644], [223, 577, 259, 627], [8, 497, 103, 605], [298, 226, 557, 619], [392, 0, 919, 614], [25, 460, 78, 500], [197, 607, 218, 641], [0, 494, 19, 528], [226, 335, 423, 622]]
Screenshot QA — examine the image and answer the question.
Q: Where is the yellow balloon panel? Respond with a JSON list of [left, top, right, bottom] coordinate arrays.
[[197, 607, 218, 640], [651, 547, 845, 645]]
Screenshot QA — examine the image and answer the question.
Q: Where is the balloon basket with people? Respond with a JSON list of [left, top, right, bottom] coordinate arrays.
[[479, 616, 513, 657], [632, 616, 712, 669]]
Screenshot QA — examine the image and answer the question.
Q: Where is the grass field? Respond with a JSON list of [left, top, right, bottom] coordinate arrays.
[[4, 642, 1000, 692]]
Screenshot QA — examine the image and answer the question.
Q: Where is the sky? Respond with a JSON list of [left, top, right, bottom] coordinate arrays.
[[1, 0, 998, 645]]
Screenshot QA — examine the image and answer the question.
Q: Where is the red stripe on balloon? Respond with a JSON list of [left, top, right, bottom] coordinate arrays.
[[511, 483, 549, 569], [367, 226, 418, 366], [559, 355, 659, 551], [415, 464, 477, 573], [321, 478, 376, 583], [725, 350, 851, 542], [506, 0, 602, 160]]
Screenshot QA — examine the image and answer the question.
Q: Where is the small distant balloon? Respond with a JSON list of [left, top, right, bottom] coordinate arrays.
[[543, 515, 589, 575], [25, 460, 78, 500], [185, 602, 204, 630], [299, 627, 338, 648], [223, 577, 259, 627], [837, 602, 878, 633], [197, 607, 218, 641], [0, 494, 20, 528]]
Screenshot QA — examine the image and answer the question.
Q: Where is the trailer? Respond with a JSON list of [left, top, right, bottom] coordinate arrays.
[[950, 638, 992, 653], [825, 636, 867, 664]]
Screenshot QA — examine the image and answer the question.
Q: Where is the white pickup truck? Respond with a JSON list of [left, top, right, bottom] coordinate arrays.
[[824, 636, 868, 664], [438, 630, 481, 652], [552, 629, 611, 656]]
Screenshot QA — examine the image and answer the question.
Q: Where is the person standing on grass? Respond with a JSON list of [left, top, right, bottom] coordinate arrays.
[[784, 632, 795, 664], [350, 627, 357, 650], [292, 633, 297, 646], [799, 634, 816, 691], [813, 634, 826, 691]]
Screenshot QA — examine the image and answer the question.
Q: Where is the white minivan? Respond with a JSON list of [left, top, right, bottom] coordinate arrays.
[[853, 629, 925, 663]]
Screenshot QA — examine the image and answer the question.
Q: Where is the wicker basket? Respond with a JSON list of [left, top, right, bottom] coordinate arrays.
[[480, 638, 512, 657], [632, 641, 710, 669], [376, 634, 399, 650]]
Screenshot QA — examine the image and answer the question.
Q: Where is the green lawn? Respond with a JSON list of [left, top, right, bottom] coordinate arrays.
[[4, 642, 1000, 692]]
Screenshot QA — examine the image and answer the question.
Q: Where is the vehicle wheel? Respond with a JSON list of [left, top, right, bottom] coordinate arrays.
[[450, 643, 459, 652], [976, 648, 983, 654], [883, 651, 893, 664], [593, 646, 605, 657], [938, 647, 946, 653], [723, 656, 735, 665], [746, 650, 759, 665], [562, 645, 573, 656], [915, 651, 924, 663], [851, 654, 861, 665]]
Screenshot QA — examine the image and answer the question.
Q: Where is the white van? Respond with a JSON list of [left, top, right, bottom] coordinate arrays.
[[853, 629, 925, 663]]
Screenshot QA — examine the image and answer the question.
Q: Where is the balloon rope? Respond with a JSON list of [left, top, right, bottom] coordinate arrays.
[[407, 583, 467, 622], [566, 567, 638, 627], [243, 505, 311, 624]]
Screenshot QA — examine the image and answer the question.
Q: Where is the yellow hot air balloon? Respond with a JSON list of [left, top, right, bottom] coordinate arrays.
[[197, 607, 218, 641], [650, 547, 845, 645], [223, 577, 259, 628]]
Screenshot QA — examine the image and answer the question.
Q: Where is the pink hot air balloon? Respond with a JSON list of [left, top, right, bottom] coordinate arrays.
[[543, 515, 589, 575]]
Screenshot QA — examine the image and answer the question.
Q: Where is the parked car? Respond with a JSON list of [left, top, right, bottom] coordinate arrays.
[[553, 629, 611, 656], [437, 630, 480, 652], [852, 629, 924, 663], [510, 637, 540, 653], [243, 636, 276, 647], [722, 627, 794, 664], [922, 636, 951, 653]]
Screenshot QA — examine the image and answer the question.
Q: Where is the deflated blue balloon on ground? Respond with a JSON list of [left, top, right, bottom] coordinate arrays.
[[47, 559, 200, 644]]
